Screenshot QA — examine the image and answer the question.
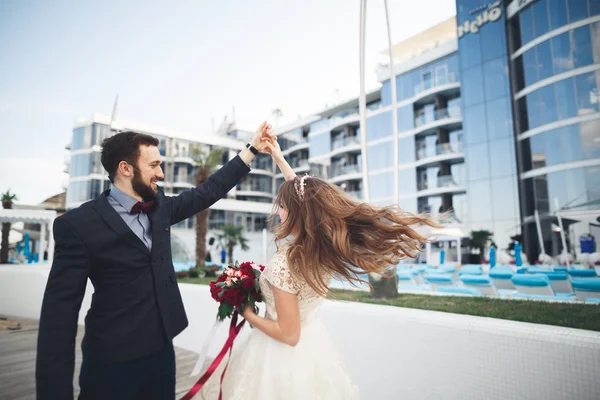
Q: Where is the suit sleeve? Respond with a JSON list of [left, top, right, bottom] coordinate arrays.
[[36, 217, 90, 400], [168, 155, 251, 225]]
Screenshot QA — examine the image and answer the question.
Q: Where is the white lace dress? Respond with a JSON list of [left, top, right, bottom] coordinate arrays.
[[198, 245, 360, 400]]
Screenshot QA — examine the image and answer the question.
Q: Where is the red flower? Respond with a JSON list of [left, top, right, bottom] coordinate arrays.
[[251, 290, 262, 301], [241, 277, 255, 291], [209, 282, 222, 302], [222, 287, 246, 307]]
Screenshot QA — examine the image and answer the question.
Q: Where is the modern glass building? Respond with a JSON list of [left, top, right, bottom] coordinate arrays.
[[276, 0, 599, 263], [67, 1, 599, 263], [66, 114, 274, 232], [502, 0, 600, 259]]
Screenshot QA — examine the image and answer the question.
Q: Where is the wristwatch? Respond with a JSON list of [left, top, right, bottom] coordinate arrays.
[[246, 143, 259, 155]]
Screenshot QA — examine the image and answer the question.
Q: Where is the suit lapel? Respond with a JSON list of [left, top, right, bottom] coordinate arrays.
[[93, 191, 150, 255], [148, 188, 167, 261]]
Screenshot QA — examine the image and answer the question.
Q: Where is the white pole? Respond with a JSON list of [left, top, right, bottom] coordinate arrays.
[[457, 237, 462, 266], [534, 209, 546, 256], [554, 198, 570, 268], [384, 0, 399, 206], [359, 0, 370, 202], [262, 228, 268, 265], [47, 218, 55, 265], [426, 242, 432, 264]]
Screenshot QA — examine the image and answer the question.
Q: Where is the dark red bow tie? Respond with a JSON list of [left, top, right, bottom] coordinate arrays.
[[130, 200, 154, 214]]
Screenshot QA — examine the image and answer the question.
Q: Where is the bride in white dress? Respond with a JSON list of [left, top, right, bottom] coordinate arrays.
[[199, 136, 437, 399]]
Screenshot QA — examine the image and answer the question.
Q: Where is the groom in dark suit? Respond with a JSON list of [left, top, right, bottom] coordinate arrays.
[[36, 122, 274, 399]]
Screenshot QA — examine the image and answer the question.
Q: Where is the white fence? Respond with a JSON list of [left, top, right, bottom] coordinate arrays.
[[1, 264, 600, 399]]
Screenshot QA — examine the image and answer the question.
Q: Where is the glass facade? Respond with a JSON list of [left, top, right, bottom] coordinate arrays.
[[516, 0, 600, 48], [456, 0, 521, 248], [508, 0, 600, 259], [381, 54, 461, 106]]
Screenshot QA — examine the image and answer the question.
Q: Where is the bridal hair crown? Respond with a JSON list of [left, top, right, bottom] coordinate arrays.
[[294, 174, 311, 200]]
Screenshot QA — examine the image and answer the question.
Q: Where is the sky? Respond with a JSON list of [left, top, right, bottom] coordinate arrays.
[[0, 0, 456, 205]]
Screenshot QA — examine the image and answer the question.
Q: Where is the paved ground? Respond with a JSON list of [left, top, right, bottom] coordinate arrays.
[[0, 316, 204, 399]]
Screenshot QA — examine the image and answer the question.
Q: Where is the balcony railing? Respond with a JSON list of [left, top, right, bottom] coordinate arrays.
[[416, 141, 463, 160], [414, 106, 461, 128], [174, 174, 195, 186], [332, 136, 360, 151], [289, 158, 310, 169], [414, 72, 457, 96], [280, 137, 308, 151], [330, 163, 362, 177], [236, 183, 273, 193], [417, 174, 461, 191]]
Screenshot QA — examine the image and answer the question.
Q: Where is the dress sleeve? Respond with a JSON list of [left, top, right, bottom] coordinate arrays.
[[263, 253, 300, 294]]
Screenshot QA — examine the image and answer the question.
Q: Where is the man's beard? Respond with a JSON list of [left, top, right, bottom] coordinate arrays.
[[132, 167, 157, 200]]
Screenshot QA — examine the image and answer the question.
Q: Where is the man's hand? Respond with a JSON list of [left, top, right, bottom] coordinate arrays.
[[250, 121, 275, 152]]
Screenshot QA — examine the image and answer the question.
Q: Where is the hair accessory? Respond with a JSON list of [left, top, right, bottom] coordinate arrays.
[[294, 174, 311, 200]]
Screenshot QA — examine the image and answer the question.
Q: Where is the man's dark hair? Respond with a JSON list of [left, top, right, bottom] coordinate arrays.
[[101, 131, 159, 183]]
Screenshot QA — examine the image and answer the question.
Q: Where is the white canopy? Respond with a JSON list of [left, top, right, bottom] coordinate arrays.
[[0, 209, 57, 264]]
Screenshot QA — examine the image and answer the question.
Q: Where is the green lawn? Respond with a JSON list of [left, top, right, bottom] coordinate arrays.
[[178, 277, 600, 332]]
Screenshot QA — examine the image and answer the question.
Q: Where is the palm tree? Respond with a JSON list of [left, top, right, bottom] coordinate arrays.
[[271, 108, 283, 128], [192, 148, 224, 268], [469, 230, 494, 263], [1, 190, 18, 264], [217, 225, 249, 264]]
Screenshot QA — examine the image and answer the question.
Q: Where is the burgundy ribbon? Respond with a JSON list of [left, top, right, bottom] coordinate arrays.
[[181, 311, 246, 400]]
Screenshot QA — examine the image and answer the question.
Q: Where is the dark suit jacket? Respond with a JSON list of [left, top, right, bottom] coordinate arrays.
[[35, 155, 250, 399]]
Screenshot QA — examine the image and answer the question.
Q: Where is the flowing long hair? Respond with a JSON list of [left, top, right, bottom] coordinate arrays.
[[271, 175, 441, 296]]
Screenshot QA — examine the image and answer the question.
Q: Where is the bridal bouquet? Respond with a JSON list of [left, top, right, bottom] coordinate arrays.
[[209, 261, 265, 321]]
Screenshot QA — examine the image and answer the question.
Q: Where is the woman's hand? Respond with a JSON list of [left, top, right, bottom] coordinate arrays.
[[261, 137, 284, 162], [240, 305, 256, 320]]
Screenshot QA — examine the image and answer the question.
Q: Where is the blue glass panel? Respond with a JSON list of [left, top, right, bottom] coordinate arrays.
[[462, 65, 484, 107], [551, 31, 573, 74], [367, 111, 393, 141], [398, 136, 415, 164], [520, 5, 535, 44], [548, 0, 568, 30], [486, 96, 513, 141], [568, 0, 589, 23], [533, 0, 550, 37], [367, 141, 394, 171], [554, 77, 578, 120], [466, 141, 491, 182], [464, 103, 488, 146], [397, 105, 414, 132], [536, 40, 554, 82], [483, 57, 509, 101], [572, 25, 593, 69]]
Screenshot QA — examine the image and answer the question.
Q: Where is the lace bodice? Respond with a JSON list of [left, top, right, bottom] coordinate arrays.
[[260, 245, 329, 324]]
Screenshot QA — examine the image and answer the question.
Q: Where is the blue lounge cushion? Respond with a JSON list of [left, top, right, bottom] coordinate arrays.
[[424, 273, 453, 283], [571, 278, 600, 292], [532, 271, 568, 281], [436, 286, 480, 295], [397, 271, 415, 281], [567, 269, 597, 278], [512, 274, 551, 287], [459, 266, 483, 275], [489, 269, 513, 279], [460, 274, 493, 286], [438, 265, 456, 273], [527, 267, 554, 274], [585, 297, 600, 304]]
